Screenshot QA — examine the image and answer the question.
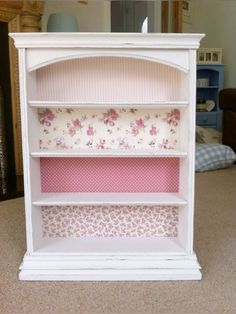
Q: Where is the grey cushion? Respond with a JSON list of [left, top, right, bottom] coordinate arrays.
[[195, 143, 236, 172]]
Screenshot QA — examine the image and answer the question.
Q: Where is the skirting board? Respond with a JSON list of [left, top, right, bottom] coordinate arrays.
[[19, 253, 202, 281]]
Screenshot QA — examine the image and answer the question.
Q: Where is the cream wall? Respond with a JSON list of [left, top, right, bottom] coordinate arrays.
[[42, 1, 161, 33], [183, 0, 236, 88], [42, 1, 236, 87], [42, 0, 110, 32]]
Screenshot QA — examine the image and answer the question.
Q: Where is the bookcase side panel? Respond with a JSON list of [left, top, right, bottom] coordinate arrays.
[[177, 50, 196, 252], [183, 49, 197, 253], [17, 49, 35, 253], [31, 205, 44, 252]]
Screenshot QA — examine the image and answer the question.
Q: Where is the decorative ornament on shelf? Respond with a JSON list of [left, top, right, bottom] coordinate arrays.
[[47, 13, 79, 32], [197, 48, 222, 64], [196, 99, 215, 112]]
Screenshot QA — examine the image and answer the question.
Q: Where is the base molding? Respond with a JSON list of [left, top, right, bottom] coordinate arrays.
[[19, 252, 202, 281]]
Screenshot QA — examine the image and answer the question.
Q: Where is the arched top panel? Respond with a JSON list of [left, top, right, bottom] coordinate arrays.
[[34, 56, 188, 103], [26, 49, 190, 73]]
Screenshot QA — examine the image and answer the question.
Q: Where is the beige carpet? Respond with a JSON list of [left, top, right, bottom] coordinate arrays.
[[0, 167, 236, 314]]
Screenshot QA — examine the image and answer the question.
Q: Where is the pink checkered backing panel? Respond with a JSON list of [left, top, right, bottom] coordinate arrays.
[[41, 157, 179, 193]]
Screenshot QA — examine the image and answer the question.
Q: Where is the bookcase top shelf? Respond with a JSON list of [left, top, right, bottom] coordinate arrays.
[[10, 32, 205, 73], [29, 101, 189, 108]]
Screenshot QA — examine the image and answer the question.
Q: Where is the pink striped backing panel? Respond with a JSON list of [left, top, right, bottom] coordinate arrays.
[[40, 157, 179, 193], [36, 57, 186, 102]]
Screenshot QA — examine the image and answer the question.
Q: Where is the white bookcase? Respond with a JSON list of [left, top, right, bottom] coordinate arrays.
[[10, 33, 204, 281]]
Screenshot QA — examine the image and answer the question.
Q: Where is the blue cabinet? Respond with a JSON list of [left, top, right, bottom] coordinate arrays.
[[196, 64, 224, 130]]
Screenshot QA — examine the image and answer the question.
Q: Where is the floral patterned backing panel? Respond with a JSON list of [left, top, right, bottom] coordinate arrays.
[[39, 108, 181, 151], [42, 205, 178, 238]]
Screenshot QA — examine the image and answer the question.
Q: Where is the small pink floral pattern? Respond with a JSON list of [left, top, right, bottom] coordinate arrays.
[[38, 108, 181, 150], [42, 205, 178, 238], [86, 125, 95, 136], [130, 118, 146, 136], [39, 108, 56, 126], [101, 109, 119, 125], [67, 118, 82, 137], [163, 109, 180, 127], [149, 125, 158, 136]]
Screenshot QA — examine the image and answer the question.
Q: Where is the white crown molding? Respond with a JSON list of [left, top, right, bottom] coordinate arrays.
[[10, 32, 205, 49]]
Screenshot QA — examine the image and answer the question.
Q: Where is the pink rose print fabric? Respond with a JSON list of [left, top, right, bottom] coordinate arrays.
[[42, 205, 178, 238], [38, 108, 181, 151]]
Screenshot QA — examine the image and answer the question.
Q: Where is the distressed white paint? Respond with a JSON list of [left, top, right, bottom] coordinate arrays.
[[10, 33, 204, 281], [30, 150, 188, 158], [32, 192, 187, 206], [19, 253, 201, 281]]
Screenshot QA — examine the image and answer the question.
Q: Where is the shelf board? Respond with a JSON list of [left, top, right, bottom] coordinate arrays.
[[196, 111, 216, 116], [34, 237, 186, 255], [31, 149, 187, 158], [28, 100, 189, 108], [33, 192, 187, 206], [197, 86, 218, 89]]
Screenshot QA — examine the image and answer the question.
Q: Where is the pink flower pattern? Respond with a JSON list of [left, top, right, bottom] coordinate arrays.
[[101, 109, 119, 126], [149, 125, 158, 136], [163, 109, 180, 127], [39, 109, 55, 126], [130, 118, 146, 136], [42, 205, 178, 238], [38, 108, 180, 150], [72, 119, 81, 128], [86, 125, 95, 136], [67, 118, 82, 137]]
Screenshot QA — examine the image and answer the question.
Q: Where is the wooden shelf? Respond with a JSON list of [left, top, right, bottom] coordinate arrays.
[[28, 100, 189, 108], [197, 86, 218, 89], [31, 149, 188, 158], [33, 192, 187, 206], [196, 64, 224, 130]]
